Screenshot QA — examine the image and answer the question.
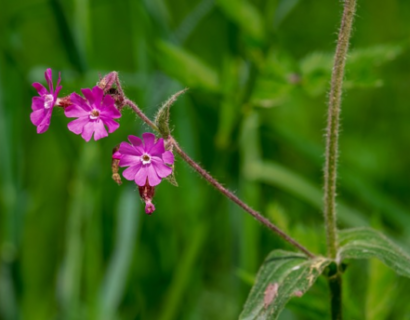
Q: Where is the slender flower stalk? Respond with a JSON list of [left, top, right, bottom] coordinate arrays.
[[324, 0, 357, 319], [170, 137, 315, 258], [99, 71, 315, 257], [324, 0, 357, 260]]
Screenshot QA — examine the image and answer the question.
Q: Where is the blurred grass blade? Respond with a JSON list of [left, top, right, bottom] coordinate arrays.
[[273, 0, 300, 28], [246, 161, 368, 227], [274, 124, 410, 233], [217, 0, 265, 44], [98, 187, 139, 320], [174, 0, 214, 43], [156, 41, 219, 92], [240, 250, 331, 320], [50, 0, 87, 72], [60, 144, 100, 318], [338, 227, 410, 277], [159, 224, 207, 320]]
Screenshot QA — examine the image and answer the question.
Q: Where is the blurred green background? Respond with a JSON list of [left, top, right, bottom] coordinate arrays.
[[1, 0, 410, 319]]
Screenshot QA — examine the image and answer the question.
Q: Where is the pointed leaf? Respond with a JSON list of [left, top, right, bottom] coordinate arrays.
[[240, 250, 331, 320], [338, 227, 410, 278], [155, 89, 187, 138]]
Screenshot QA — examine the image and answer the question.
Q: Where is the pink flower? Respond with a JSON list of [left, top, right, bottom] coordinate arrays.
[[65, 86, 121, 141], [30, 68, 62, 133], [118, 133, 175, 186]]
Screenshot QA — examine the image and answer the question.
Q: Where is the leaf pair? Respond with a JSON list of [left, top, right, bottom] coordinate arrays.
[[241, 227, 410, 319]]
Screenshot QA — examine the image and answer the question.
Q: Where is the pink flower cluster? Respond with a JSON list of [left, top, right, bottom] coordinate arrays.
[[30, 69, 175, 214], [30, 69, 121, 141]]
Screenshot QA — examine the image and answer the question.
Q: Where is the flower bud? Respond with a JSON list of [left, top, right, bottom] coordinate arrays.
[[138, 180, 156, 215], [112, 146, 122, 185]]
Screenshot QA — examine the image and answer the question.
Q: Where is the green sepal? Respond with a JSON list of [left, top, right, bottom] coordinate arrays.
[[155, 89, 188, 138]]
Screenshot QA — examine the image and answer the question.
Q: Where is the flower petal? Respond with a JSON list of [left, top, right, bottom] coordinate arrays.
[[119, 154, 140, 167], [82, 87, 103, 109], [32, 82, 48, 96], [81, 121, 95, 142], [70, 92, 91, 111], [55, 72, 62, 97], [81, 88, 95, 107], [65, 103, 90, 118], [123, 162, 142, 181], [92, 86, 104, 108], [134, 165, 149, 186], [100, 116, 119, 133], [36, 110, 53, 134], [93, 120, 108, 141], [128, 135, 145, 154], [101, 95, 121, 116], [142, 132, 156, 152], [45, 68, 53, 93], [150, 138, 165, 156], [30, 109, 47, 126], [112, 151, 121, 160], [32, 96, 45, 111], [67, 117, 89, 134], [162, 151, 175, 164], [146, 165, 161, 186], [119, 142, 142, 157], [151, 158, 173, 178]]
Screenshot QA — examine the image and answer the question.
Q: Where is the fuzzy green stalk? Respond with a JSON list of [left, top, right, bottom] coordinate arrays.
[[324, 0, 356, 319], [324, 0, 356, 259]]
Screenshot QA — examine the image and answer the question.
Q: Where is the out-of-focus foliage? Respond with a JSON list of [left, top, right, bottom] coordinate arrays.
[[1, 0, 410, 319]]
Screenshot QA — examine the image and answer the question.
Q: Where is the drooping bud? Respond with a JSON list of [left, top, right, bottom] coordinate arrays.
[[112, 146, 122, 185], [98, 72, 117, 92], [138, 180, 156, 215], [98, 71, 124, 106]]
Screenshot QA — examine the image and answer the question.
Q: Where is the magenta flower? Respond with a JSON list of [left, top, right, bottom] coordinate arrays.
[[119, 133, 175, 187], [30, 68, 62, 133], [65, 86, 121, 141]]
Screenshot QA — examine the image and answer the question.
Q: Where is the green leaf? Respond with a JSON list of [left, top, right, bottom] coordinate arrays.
[[155, 41, 219, 92], [251, 50, 297, 108], [240, 250, 331, 320], [155, 89, 188, 138], [338, 227, 410, 278], [299, 43, 405, 96], [217, 0, 265, 44]]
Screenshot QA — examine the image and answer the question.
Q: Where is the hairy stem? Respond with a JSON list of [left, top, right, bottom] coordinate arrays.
[[112, 74, 315, 258], [324, 0, 356, 260], [325, 0, 356, 319], [170, 137, 315, 258]]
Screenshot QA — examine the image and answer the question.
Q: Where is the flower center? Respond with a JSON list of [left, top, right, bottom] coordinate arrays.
[[89, 109, 100, 120], [44, 94, 54, 109], [141, 154, 151, 165]]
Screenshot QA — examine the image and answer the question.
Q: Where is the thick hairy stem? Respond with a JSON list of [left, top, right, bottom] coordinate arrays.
[[324, 0, 356, 260], [324, 1, 356, 319], [170, 137, 315, 258]]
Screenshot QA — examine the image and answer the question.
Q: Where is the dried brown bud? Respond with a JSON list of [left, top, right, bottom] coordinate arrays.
[[112, 146, 122, 185]]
